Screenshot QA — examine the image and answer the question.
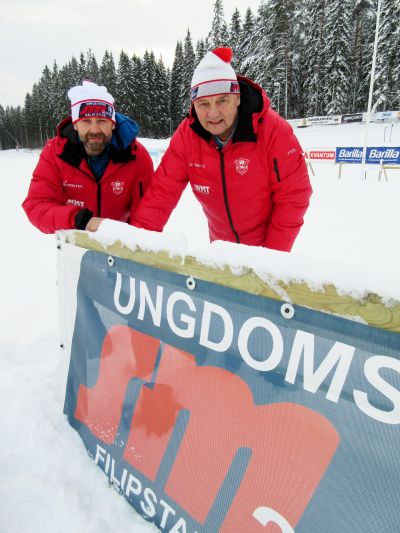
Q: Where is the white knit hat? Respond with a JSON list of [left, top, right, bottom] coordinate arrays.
[[190, 48, 240, 101], [68, 81, 116, 123]]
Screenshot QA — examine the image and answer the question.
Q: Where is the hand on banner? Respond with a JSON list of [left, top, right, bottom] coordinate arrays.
[[85, 217, 104, 232]]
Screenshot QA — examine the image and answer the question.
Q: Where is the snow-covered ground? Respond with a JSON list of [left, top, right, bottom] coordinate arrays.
[[0, 121, 399, 532]]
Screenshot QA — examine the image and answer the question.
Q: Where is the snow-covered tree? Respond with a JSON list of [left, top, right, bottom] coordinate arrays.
[[170, 41, 185, 130], [302, 0, 328, 116], [349, 0, 374, 112], [100, 50, 117, 97], [228, 8, 242, 69], [207, 0, 229, 49], [115, 51, 135, 117], [182, 29, 196, 115], [322, 0, 353, 115], [237, 7, 256, 78], [374, 0, 400, 110]]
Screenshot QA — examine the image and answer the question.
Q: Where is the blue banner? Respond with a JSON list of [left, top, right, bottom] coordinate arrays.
[[336, 146, 400, 164], [64, 250, 400, 533]]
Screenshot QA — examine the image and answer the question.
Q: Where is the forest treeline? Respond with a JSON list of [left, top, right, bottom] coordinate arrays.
[[0, 0, 399, 149]]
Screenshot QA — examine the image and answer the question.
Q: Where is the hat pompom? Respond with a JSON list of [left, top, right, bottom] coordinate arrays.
[[212, 48, 233, 63]]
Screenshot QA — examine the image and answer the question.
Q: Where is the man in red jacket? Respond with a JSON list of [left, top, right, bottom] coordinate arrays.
[[132, 48, 312, 252], [22, 81, 153, 233]]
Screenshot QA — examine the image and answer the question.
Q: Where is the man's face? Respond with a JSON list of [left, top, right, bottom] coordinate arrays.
[[74, 118, 115, 156], [193, 93, 240, 141]]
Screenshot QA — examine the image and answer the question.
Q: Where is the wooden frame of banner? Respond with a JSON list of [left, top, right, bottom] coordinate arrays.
[[378, 163, 400, 182], [69, 232, 400, 334]]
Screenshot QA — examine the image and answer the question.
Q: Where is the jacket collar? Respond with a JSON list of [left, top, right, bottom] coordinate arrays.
[[56, 115, 137, 168], [189, 76, 267, 144]]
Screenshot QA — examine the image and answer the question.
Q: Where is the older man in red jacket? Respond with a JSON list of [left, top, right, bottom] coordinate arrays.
[[132, 48, 312, 252], [23, 81, 153, 233]]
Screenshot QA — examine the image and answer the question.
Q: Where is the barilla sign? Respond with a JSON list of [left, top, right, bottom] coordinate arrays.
[[63, 251, 400, 533], [336, 147, 400, 164], [367, 147, 400, 164]]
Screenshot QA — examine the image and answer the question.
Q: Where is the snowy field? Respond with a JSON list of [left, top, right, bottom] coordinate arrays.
[[0, 121, 399, 532]]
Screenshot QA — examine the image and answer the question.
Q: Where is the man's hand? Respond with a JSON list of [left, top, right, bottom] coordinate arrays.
[[85, 217, 104, 232]]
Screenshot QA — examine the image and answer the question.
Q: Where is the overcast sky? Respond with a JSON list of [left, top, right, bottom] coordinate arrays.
[[1, 0, 262, 107]]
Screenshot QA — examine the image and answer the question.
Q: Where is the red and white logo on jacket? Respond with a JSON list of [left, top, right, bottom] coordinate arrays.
[[234, 158, 250, 175], [111, 181, 124, 195]]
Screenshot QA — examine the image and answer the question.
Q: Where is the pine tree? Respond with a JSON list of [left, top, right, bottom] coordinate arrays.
[[100, 50, 117, 96], [182, 29, 196, 116], [153, 56, 170, 137], [240, 2, 271, 84], [131, 54, 144, 126], [323, 0, 352, 115], [116, 50, 135, 117], [237, 7, 255, 77], [349, 1, 374, 112], [170, 41, 185, 130], [195, 39, 207, 64], [207, 0, 230, 49], [85, 49, 100, 83], [374, 0, 400, 110], [228, 8, 242, 69], [302, 0, 328, 116]]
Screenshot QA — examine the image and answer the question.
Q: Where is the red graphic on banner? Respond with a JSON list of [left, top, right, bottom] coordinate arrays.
[[75, 325, 340, 531]]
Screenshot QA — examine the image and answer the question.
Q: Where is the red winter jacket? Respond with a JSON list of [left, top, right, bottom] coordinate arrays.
[[22, 115, 154, 233], [132, 77, 312, 252]]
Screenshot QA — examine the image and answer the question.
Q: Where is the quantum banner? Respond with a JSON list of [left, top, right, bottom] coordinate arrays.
[[62, 248, 400, 533]]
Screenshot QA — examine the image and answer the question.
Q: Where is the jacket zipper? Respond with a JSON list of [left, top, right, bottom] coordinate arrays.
[[76, 167, 102, 217], [97, 183, 102, 216], [219, 149, 240, 243], [273, 158, 281, 182]]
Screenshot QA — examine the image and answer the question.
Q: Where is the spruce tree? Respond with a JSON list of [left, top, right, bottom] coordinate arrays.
[[349, 1, 374, 113], [100, 50, 117, 97], [374, 0, 400, 110], [302, 0, 328, 116], [182, 29, 196, 116], [237, 7, 255, 77], [228, 8, 242, 69], [116, 50, 135, 117], [85, 49, 100, 83], [207, 0, 229, 49], [131, 54, 144, 126], [170, 41, 185, 130], [195, 39, 207, 65], [323, 0, 352, 115]]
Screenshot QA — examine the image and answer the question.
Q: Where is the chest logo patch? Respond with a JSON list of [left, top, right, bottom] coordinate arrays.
[[111, 180, 124, 195], [234, 158, 250, 175]]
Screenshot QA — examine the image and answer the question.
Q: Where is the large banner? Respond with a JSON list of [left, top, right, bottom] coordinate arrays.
[[62, 247, 400, 533], [336, 146, 400, 164]]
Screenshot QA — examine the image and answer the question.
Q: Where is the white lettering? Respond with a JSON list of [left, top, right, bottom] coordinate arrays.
[[199, 301, 234, 352], [138, 281, 163, 326], [238, 317, 283, 371], [286, 331, 355, 402], [166, 292, 196, 338], [140, 487, 157, 517], [159, 499, 176, 528], [354, 356, 400, 424], [94, 444, 107, 465], [125, 473, 142, 498], [253, 507, 294, 532], [114, 273, 136, 314]]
